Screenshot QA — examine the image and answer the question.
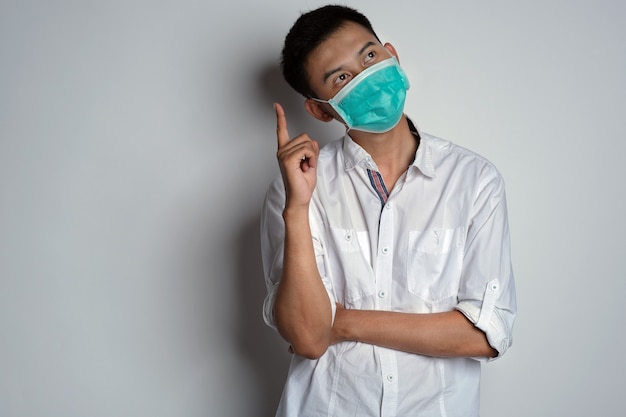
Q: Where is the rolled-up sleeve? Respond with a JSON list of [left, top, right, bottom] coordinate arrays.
[[454, 168, 517, 360], [260, 178, 286, 330], [260, 177, 336, 331]]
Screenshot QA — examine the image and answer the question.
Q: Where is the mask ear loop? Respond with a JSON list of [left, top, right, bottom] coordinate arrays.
[[309, 97, 352, 133]]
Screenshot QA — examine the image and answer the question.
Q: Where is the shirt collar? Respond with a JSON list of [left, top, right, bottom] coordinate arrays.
[[342, 134, 372, 171], [341, 117, 436, 178], [408, 119, 435, 178]]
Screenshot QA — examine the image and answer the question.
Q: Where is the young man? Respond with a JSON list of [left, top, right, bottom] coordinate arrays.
[[261, 5, 517, 417]]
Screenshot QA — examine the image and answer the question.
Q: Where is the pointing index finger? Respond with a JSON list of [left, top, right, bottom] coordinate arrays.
[[274, 102, 290, 149]]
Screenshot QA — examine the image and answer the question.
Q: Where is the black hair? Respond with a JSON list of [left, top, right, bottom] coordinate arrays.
[[280, 4, 380, 98]]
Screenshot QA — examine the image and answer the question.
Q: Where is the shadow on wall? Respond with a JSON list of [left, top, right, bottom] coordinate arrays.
[[254, 60, 310, 132], [234, 60, 345, 417], [231, 62, 294, 417], [252, 60, 344, 149], [234, 214, 289, 417]]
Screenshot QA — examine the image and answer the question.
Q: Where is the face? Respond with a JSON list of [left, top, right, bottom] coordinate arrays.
[[305, 21, 397, 101]]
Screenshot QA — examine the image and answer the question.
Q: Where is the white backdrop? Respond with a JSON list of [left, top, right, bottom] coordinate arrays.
[[1, 1, 625, 416]]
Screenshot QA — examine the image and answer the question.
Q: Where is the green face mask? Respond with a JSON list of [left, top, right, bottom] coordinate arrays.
[[314, 57, 410, 133]]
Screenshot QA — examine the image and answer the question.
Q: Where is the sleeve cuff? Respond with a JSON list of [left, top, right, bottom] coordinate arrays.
[[455, 298, 512, 362], [455, 279, 512, 361], [262, 281, 279, 331]]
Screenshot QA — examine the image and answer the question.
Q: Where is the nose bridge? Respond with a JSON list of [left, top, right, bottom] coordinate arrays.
[[353, 53, 391, 79], [352, 62, 366, 77]]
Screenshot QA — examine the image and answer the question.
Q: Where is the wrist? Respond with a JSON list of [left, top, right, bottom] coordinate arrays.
[[282, 205, 310, 222], [333, 307, 357, 342]]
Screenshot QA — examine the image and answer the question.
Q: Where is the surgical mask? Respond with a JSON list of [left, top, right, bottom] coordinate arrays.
[[313, 57, 410, 133]]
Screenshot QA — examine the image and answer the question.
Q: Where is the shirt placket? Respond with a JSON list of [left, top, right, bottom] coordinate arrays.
[[375, 196, 398, 416]]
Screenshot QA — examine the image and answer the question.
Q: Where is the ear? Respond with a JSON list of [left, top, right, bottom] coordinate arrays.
[[304, 98, 335, 123], [384, 42, 400, 64]]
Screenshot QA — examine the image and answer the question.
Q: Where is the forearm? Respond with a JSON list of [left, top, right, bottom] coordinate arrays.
[[333, 308, 497, 358], [274, 207, 332, 359]]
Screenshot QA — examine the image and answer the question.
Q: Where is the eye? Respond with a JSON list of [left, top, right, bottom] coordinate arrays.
[[364, 50, 376, 64], [334, 73, 350, 85]]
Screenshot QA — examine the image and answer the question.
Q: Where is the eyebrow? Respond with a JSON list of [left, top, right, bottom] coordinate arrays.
[[322, 41, 377, 84]]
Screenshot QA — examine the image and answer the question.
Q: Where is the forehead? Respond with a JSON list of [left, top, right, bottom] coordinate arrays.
[[305, 21, 381, 77]]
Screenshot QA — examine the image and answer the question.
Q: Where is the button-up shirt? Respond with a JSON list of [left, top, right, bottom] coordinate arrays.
[[261, 123, 517, 417]]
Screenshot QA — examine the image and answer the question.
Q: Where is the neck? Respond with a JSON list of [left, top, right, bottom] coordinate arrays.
[[350, 116, 417, 190], [350, 116, 416, 169]]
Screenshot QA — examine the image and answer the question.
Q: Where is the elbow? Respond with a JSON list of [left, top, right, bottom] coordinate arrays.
[[276, 323, 330, 360], [483, 344, 499, 359], [274, 306, 332, 360], [290, 338, 329, 359]]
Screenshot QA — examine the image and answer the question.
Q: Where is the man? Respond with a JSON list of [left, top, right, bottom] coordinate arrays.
[[261, 5, 516, 417]]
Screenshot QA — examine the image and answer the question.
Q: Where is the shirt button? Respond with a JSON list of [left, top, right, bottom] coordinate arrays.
[[381, 247, 390, 254], [345, 232, 352, 241], [378, 290, 386, 298], [386, 374, 395, 382], [385, 203, 392, 210]]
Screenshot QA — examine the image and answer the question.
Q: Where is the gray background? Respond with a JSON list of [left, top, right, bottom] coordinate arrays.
[[1, 0, 624, 416]]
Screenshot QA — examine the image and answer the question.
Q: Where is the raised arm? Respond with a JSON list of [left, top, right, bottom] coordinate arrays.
[[272, 103, 332, 359]]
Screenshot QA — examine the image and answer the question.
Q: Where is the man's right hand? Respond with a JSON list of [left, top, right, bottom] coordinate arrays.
[[273, 104, 331, 360], [275, 102, 319, 210]]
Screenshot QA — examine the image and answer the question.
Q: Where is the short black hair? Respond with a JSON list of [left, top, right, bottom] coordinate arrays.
[[280, 4, 380, 98]]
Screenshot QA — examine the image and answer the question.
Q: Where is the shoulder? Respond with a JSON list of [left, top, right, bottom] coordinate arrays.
[[421, 132, 493, 165], [420, 132, 504, 181], [313, 137, 346, 182], [317, 136, 344, 161]]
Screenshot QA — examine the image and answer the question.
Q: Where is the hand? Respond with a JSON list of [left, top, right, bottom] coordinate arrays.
[[275, 102, 319, 210]]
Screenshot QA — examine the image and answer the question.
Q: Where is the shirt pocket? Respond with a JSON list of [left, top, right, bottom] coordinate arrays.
[[328, 227, 374, 306], [407, 228, 463, 304]]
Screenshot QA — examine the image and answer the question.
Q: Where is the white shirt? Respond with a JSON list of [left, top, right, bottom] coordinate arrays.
[[261, 124, 517, 417]]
